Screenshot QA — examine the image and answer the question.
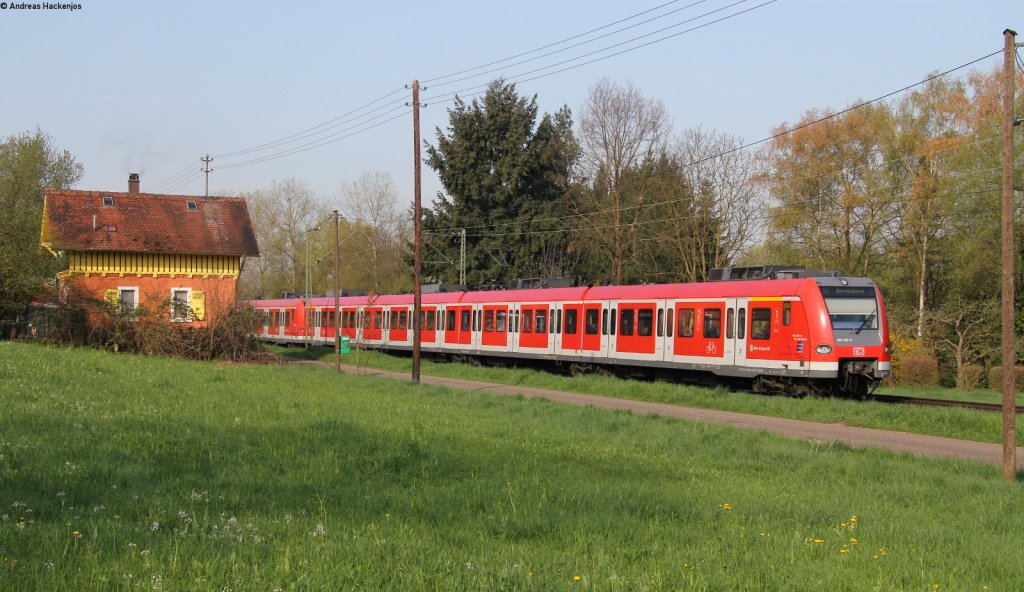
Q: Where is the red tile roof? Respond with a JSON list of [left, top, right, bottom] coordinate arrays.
[[43, 189, 260, 257]]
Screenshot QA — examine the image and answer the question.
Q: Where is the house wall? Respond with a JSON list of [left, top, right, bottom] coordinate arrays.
[[62, 269, 239, 328]]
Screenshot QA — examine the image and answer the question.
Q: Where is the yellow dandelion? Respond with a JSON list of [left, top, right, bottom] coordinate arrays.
[[850, 538, 858, 545], [573, 575, 581, 582], [528, 572, 533, 577], [851, 515, 858, 523], [873, 555, 879, 560], [72, 531, 80, 538], [839, 549, 850, 554], [814, 539, 826, 544], [840, 522, 849, 528], [719, 503, 733, 510]]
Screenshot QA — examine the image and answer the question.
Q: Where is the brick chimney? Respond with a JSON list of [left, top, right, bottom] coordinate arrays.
[[128, 173, 140, 194]]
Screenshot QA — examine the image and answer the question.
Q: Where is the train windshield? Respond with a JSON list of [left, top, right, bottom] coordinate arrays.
[[820, 285, 878, 331]]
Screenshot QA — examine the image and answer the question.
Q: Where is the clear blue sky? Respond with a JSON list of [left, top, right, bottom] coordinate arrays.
[[1, 0, 1018, 209]]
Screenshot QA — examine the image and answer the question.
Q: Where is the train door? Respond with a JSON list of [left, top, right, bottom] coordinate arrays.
[[481, 305, 508, 348], [581, 304, 601, 352], [444, 306, 473, 346], [420, 306, 437, 344], [725, 299, 749, 368], [519, 304, 549, 350], [389, 307, 409, 343], [614, 302, 657, 356], [561, 304, 582, 352]]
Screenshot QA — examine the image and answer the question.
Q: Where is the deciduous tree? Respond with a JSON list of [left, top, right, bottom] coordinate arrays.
[[0, 129, 83, 319]]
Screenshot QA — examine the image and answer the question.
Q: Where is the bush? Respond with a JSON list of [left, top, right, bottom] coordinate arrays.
[[987, 365, 1024, 390], [956, 364, 986, 391], [31, 287, 272, 363], [898, 357, 940, 387]]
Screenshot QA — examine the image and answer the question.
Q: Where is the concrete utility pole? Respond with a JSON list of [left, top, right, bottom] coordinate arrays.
[[1000, 29, 1020, 481], [412, 80, 423, 383], [201, 154, 213, 196], [334, 210, 342, 373]]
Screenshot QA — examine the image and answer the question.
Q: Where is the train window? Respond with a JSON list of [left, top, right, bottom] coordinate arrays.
[[585, 309, 599, 335], [284, 311, 292, 327], [556, 309, 562, 334], [610, 309, 617, 336], [619, 309, 634, 336], [601, 309, 608, 335], [678, 308, 695, 338], [447, 310, 456, 331], [461, 310, 471, 331], [496, 310, 507, 332], [399, 311, 408, 330], [726, 308, 735, 339], [667, 308, 674, 338], [657, 308, 664, 337], [390, 311, 399, 330], [751, 308, 771, 340], [703, 308, 721, 339], [783, 302, 791, 326], [565, 309, 578, 335], [514, 309, 520, 333], [638, 309, 653, 337], [522, 310, 533, 333], [536, 310, 547, 333], [426, 311, 435, 330], [374, 312, 382, 330], [484, 310, 495, 332], [738, 308, 746, 340]]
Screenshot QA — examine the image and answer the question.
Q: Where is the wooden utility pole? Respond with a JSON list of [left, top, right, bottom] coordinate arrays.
[[412, 80, 423, 383], [334, 210, 341, 373], [201, 154, 213, 196], [1000, 28, 1018, 481]]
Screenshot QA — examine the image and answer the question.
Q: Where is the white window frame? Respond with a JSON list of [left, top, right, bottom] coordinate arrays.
[[118, 287, 139, 318], [170, 287, 192, 322]]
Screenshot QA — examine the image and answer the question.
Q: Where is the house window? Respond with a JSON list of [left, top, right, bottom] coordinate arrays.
[[171, 288, 191, 322], [119, 287, 138, 315]]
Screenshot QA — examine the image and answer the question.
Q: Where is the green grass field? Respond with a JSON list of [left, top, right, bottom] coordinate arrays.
[[276, 344, 1024, 445], [3, 342, 1024, 590]]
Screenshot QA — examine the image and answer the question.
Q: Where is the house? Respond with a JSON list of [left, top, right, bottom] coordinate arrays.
[[40, 174, 260, 326]]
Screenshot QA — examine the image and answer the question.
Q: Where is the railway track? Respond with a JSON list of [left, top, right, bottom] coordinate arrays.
[[871, 394, 1024, 413]]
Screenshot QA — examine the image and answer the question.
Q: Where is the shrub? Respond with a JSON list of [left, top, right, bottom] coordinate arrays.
[[987, 365, 1024, 390], [898, 357, 940, 387], [956, 364, 986, 391]]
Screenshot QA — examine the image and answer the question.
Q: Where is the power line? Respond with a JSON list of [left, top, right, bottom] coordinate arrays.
[[422, 51, 1004, 237], [426, 0, 729, 90], [212, 86, 408, 160], [216, 106, 410, 170], [423, 0, 691, 85], [424, 0, 774, 106]]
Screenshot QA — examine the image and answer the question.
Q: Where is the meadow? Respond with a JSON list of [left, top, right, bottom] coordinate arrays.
[[279, 345, 1024, 445], [3, 341, 1024, 590]]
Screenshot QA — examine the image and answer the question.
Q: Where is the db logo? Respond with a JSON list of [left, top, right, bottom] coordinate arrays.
[[853, 347, 865, 356]]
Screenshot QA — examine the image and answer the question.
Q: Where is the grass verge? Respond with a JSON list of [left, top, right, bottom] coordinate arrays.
[[3, 342, 1024, 590], [273, 344, 1024, 445]]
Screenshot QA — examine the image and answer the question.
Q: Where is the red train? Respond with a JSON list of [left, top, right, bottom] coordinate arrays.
[[250, 269, 891, 397]]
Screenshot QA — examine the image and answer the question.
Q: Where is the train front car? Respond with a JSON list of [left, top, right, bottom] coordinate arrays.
[[800, 277, 891, 396]]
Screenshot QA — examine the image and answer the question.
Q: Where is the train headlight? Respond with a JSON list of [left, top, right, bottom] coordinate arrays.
[[815, 344, 833, 355]]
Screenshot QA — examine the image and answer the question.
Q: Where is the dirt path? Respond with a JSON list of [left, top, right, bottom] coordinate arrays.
[[295, 360, 1023, 468]]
